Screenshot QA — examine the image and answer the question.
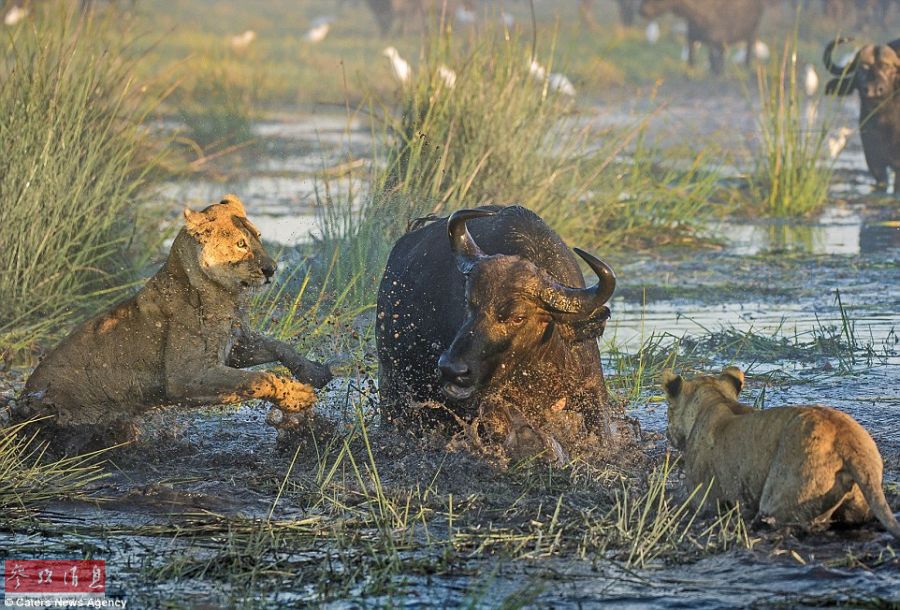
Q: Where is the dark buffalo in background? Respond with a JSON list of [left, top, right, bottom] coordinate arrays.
[[639, 0, 765, 74], [824, 37, 900, 193], [376, 206, 624, 462], [580, 0, 640, 28]]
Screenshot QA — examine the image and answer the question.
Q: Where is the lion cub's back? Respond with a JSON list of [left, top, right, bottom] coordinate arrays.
[[762, 404, 882, 471], [23, 289, 169, 423]]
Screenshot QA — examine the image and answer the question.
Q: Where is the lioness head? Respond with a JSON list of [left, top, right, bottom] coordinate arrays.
[[183, 195, 276, 291], [661, 366, 745, 449]]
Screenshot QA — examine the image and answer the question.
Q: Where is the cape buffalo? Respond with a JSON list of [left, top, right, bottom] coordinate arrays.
[[376, 206, 622, 463], [824, 37, 900, 193], [639, 0, 765, 75]]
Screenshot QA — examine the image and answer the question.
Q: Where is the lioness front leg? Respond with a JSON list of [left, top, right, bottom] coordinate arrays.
[[228, 329, 332, 388], [167, 366, 316, 413]]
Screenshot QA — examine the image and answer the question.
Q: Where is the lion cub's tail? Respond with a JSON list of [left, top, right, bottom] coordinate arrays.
[[844, 446, 900, 540]]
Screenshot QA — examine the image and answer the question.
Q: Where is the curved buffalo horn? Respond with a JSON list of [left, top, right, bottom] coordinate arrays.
[[448, 208, 494, 273], [824, 37, 857, 76], [539, 247, 616, 315]]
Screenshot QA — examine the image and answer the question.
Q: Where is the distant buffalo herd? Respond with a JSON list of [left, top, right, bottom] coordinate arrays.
[[360, 0, 899, 192]]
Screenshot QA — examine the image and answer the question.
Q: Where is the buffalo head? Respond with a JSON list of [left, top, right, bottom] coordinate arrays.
[[437, 209, 616, 401], [824, 37, 900, 98]]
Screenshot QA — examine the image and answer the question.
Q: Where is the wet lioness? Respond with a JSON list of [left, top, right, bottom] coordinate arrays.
[[662, 367, 900, 538], [18, 195, 332, 452]]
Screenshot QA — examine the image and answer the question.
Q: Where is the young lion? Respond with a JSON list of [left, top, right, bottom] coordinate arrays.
[[17, 195, 332, 452], [662, 367, 900, 538]]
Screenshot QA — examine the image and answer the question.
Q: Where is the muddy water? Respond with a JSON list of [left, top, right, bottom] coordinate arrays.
[[3, 101, 899, 608]]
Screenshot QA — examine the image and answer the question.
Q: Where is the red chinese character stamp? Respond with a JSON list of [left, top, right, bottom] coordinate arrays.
[[4, 560, 105, 595]]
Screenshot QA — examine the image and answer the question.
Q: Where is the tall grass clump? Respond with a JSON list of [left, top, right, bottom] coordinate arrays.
[[316, 30, 720, 306], [0, 6, 165, 355], [176, 53, 262, 150], [753, 37, 835, 216]]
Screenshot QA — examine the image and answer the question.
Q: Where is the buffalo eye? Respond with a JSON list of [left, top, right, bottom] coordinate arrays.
[[508, 314, 526, 325]]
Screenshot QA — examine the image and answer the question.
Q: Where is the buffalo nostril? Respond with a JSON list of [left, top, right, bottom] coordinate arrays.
[[438, 353, 468, 378]]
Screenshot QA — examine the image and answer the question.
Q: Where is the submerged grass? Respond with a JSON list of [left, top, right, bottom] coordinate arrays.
[[603, 290, 894, 402], [0, 5, 166, 356], [0, 419, 108, 518]]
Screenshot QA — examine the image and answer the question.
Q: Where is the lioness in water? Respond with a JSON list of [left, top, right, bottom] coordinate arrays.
[[18, 195, 331, 452], [662, 367, 900, 538]]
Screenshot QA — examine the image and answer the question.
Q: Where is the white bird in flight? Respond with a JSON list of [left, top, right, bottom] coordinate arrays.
[[383, 46, 411, 84], [305, 17, 332, 43], [4, 5, 27, 26], [230, 30, 256, 51]]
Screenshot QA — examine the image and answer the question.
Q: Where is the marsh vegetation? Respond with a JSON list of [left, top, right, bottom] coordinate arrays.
[[0, 0, 898, 607]]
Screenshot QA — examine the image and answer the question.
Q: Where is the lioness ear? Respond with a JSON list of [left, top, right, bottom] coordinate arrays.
[[721, 366, 744, 396], [219, 194, 247, 217], [183, 207, 205, 236], [662, 369, 682, 399]]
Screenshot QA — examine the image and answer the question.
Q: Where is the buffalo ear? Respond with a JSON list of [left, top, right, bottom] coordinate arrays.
[[825, 77, 855, 96], [662, 370, 682, 400], [183, 207, 206, 237], [563, 305, 611, 342], [720, 366, 744, 396]]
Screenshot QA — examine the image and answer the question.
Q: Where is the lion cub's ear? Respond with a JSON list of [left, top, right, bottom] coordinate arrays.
[[183, 207, 206, 237], [720, 366, 744, 396], [662, 369, 683, 400], [218, 194, 247, 217]]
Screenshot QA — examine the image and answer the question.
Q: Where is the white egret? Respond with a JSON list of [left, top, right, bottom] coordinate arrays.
[[828, 127, 854, 159], [645, 21, 660, 44], [437, 64, 457, 89], [305, 17, 332, 43], [804, 63, 819, 96], [4, 5, 27, 26], [230, 30, 256, 51], [383, 46, 411, 84]]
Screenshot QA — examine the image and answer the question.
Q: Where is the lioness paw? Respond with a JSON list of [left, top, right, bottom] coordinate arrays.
[[271, 376, 317, 412]]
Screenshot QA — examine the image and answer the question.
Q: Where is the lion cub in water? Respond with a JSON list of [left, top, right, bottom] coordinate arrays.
[[18, 195, 332, 453], [662, 367, 900, 538]]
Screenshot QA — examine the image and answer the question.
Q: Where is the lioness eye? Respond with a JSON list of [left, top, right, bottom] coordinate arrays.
[[237, 239, 247, 248]]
